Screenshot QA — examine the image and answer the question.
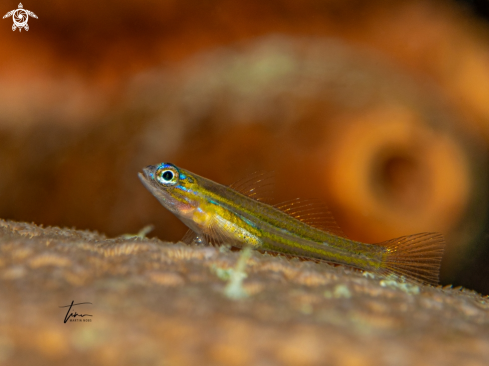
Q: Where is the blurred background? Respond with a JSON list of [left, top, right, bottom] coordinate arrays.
[[1, 0, 489, 293]]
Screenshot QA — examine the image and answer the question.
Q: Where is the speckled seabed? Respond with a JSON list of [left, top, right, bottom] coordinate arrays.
[[0, 219, 488, 366]]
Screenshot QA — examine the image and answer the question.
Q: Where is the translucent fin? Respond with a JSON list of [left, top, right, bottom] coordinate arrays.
[[229, 171, 275, 204], [274, 198, 347, 237], [379, 232, 445, 285], [205, 220, 242, 248], [181, 229, 207, 245], [206, 223, 228, 247]]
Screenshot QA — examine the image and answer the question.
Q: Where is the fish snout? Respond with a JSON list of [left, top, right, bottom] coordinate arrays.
[[142, 165, 157, 179]]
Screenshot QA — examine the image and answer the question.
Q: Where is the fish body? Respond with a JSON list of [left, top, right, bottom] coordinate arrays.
[[139, 163, 445, 284]]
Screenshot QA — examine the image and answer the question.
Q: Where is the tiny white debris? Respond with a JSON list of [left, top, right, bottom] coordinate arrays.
[[380, 279, 420, 294]]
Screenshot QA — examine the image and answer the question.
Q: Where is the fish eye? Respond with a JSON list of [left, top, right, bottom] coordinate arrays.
[[162, 170, 173, 181], [156, 168, 177, 185]]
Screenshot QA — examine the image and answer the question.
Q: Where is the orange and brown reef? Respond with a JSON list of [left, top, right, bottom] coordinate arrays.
[[1, 0, 489, 292]]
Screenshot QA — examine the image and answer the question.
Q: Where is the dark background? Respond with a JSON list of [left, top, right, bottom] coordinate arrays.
[[2, 0, 489, 293]]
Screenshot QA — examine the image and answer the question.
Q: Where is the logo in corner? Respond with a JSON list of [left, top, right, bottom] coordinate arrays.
[[3, 3, 37, 32]]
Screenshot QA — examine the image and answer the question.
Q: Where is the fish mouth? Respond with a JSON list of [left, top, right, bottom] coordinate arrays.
[[142, 165, 156, 179], [138, 165, 156, 180], [139, 164, 180, 213], [138, 165, 158, 190]]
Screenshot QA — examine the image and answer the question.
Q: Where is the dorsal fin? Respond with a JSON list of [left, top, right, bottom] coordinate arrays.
[[229, 171, 275, 204], [274, 198, 347, 238]]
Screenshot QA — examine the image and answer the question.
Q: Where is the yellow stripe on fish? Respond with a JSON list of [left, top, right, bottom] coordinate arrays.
[[139, 163, 445, 285]]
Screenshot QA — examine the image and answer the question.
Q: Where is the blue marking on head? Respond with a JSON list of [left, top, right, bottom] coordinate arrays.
[[157, 162, 176, 170], [180, 173, 186, 180]]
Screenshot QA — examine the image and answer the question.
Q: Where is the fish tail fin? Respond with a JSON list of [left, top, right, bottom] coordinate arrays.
[[378, 232, 445, 285]]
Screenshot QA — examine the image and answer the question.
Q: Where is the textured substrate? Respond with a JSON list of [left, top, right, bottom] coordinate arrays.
[[0, 219, 488, 366]]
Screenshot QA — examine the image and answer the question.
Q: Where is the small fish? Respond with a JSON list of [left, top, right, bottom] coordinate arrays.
[[139, 163, 445, 284]]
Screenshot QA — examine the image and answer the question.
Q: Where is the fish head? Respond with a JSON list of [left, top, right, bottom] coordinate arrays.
[[138, 163, 199, 219]]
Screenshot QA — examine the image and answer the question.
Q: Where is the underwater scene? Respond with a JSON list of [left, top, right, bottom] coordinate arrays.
[[1, 0, 489, 365]]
